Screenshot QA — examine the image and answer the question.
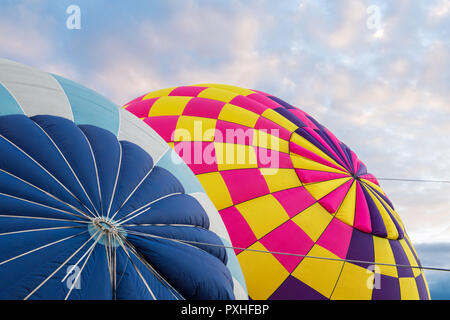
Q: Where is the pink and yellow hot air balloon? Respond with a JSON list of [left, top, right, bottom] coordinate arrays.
[[123, 84, 430, 300]]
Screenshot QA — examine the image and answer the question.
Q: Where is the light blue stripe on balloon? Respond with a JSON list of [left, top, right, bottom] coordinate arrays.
[[51, 74, 120, 135], [0, 82, 23, 116], [221, 237, 248, 293], [156, 149, 204, 194]]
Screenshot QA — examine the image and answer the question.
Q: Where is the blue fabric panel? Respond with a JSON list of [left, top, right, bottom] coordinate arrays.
[[0, 83, 23, 116], [107, 141, 154, 218], [114, 249, 183, 300], [31, 115, 101, 215], [64, 248, 112, 300], [0, 169, 82, 217], [126, 194, 209, 228], [127, 234, 234, 300], [79, 125, 121, 216], [0, 216, 82, 234], [156, 150, 204, 194], [126, 225, 227, 264], [52, 74, 120, 135], [0, 230, 89, 299], [113, 166, 185, 222], [0, 115, 96, 215]]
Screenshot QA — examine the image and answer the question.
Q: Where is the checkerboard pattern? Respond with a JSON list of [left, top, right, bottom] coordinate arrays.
[[123, 84, 430, 300]]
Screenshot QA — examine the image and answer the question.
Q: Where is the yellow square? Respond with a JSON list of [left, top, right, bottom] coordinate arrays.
[[331, 262, 373, 300], [218, 103, 259, 128], [215, 142, 258, 171], [197, 87, 238, 103], [290, 153, 347, 175], [373, 236, 398, 278], [196, 172, 233, 210], [304, 177, 351, 201], [399, 239, 421, 277], [148, 96, 192, 116], [261, 109, 298, 133], [142, 87, 176, 100], [261, 168, 301, 193], [235, 194, 289, 239], [196, 84, 256, 96], [292, 244, 344, 298], [253, 129, 289, 153], [399, 278, 420, 300], [291, 203, 333, 241], [174, 116, 217, 142], [237, 242, 289, 300]]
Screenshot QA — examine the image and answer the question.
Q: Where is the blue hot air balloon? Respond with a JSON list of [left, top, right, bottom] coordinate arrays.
[[0, 59, 247, 300]]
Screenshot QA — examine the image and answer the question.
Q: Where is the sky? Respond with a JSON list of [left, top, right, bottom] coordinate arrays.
[[0, 0, 448, 299]]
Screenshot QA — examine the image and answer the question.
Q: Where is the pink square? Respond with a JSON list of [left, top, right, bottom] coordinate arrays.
[[317, 218, 353, 259], [126, 98, 158, 118], [219, 206, 257, 255], [254, 147, 293, 169], [173, 141, 218, 174], [143, 116, 178, 142], [272, 187, 316, 218], [260, 220, 314, 273], [215, 120, 253, 145], [254, 116, 291, 141], [169, 86, 207, 97], [247, 93, 280, 109], [229, 95, 268, 115], [220, 169, 270, 205], [183, 97, 225, 119]]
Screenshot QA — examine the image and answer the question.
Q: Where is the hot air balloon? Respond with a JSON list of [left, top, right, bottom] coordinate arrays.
[[0, 60, 247, 300], [123, 84, 430, 300]]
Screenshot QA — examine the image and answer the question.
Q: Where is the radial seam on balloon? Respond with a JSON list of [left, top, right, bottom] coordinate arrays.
[[0, 167, 92, 221], [0, 191, 89, 221], [0, 214, 90, 224], [120, 235, 183, 300], [126, 229, 219, 263], [0, 133, 97, 219], [65, 231, 103, 300], [0, 225, 85, 237], [79, 128, 104, 217], [108, 164, 156, 221], [116, 192, 183, 225], [23, 230, 96, 300], [329, 261, 347, 300], [60, 229, 102, 283], [123, 223, 209, 231], [106, 142, 123, 219], [0, 229, 88, 267], [32, 121, 101, 218], [116, 236, 157, 300]]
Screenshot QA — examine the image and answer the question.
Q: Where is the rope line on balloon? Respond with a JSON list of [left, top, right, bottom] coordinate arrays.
[[123, 229, 450, 273], [373, 177, 450, 184]]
